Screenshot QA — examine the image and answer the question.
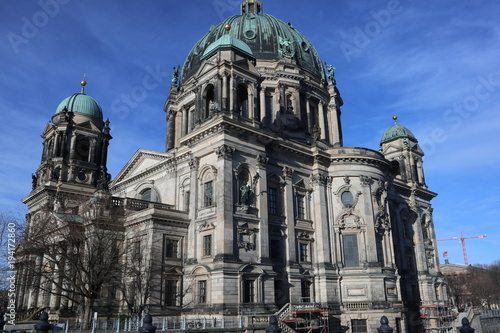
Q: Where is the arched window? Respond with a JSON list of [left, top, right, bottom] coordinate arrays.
[[139, 188, 152, 201], [391, 160, 401, 177], [237, 84, 249, 118], [75, 138, 90, 162], [203, 85, 215, 119]]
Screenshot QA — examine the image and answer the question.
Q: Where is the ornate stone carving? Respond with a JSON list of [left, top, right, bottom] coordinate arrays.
[[237, 224, 257, 251], [310, 173, 326, 186], [359, 175, 371, 186], [188, 156, 199, 169], [343, 175, 350, 185], [214, 144, 235, 160], [256, 154, 268, 168], [282, 166, 294, 179], [198, 221, 215, 231]]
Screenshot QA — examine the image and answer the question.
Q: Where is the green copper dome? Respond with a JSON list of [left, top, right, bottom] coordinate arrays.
[[181, 7, 325, 83], [380, 124, 417, 144], [55, 93, 103, 120]]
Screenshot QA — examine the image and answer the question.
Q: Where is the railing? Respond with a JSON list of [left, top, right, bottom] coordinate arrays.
[[344, 302, 370, 310], [481, 309, 500, 318], [111, 197, 175, 212], [84, 316, 252, 331]]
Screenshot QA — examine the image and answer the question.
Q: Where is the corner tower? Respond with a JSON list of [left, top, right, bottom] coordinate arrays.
[[24, 79, 112, 214]]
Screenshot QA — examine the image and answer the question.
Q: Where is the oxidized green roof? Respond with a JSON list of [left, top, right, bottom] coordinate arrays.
[[181, 13, 325, 82], [380, 124, 417, 144], [202, 34, 254, 60], [55, 93, 103, 120]]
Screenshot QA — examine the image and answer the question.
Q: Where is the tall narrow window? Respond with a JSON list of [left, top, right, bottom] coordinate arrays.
[[351, 319, 367, 333], [237, 85, 249, 118], [204, 180, 213, 207], [376, 234, 384, 265], [198, 280, 207, 304], [164, 238, 179, 259], [184, 190, 190, 212], [164, 280, 177, 306], [243, 279, 255, 303], [132, 241, 141, 260], [299, 243, 309, 262], [343, 234, 359, 267], [301, 280, 311, 303], [265, 95, 273, 128], [268, 187, 278, 215], [203, 235, 212, 256], [296, 194, 305, 219], [204, 85, 215, 119]]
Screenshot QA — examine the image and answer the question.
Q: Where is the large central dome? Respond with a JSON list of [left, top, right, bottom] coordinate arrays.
[[181, 1, 325, 83]]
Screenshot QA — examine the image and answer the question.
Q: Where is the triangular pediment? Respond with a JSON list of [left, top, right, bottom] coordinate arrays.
[[111, 149, 171, 185]]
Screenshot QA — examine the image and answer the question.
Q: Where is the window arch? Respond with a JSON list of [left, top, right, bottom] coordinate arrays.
[[134, 183, 161, 203]]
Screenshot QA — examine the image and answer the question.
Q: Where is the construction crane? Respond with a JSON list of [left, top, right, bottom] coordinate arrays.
[[437, 231, 486, 265]]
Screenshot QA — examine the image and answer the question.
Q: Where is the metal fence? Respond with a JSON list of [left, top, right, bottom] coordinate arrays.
[[87, 316, 251, 331]]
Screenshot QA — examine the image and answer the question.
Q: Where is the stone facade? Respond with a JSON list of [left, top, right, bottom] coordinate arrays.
[[16, 1, 449, 332]]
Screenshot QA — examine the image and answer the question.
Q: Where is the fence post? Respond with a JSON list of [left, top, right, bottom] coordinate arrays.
[[266, 315, 282, 333], [459, 318, 474, 333], [139, 314, 157, 333], [377, 316, 393, 333], [34, 312, 51, 333]]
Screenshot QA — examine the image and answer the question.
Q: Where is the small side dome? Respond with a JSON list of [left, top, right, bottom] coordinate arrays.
[[201, 34, 254, 60], [55, 93, 103, 120], [380, 124, 417, 144]]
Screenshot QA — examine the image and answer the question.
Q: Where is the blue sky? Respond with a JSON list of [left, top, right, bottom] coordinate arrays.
[[1, 0, 499, 266]]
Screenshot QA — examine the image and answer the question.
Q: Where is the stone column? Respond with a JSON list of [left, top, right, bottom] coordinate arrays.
[[318, 102, 327, 140], [310, 172, 333, 305], [282, 167, 295, 265], [166, 111, 176, 151], [248, 85, 255, 120], [360, 176, 378, 263], [305, 96, 311, 133], [229, 75, 235, 115], [69, 134, 77, 159], [256, 155, 269, 261], [182, 106, 188, 136], [214, 144, 235, 258], [259, 86, 266, 124], [187, 156, 199, 261], [54, 131, 61, 157]]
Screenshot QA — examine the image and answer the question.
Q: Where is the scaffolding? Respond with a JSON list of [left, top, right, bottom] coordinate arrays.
[[282, 304, 329, 333], [419, 302, 456, 333]]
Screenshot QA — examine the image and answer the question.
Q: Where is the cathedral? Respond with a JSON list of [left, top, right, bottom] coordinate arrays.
[[17, 1, 449, 332]]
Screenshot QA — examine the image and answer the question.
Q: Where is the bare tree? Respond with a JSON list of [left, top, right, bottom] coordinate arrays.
[[17, 193, 125, 328]]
